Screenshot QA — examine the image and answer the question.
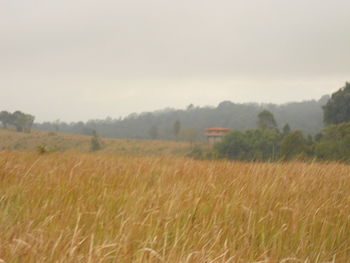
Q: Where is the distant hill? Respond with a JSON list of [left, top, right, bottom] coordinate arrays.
[[0, 128, 192, 156], [34, 95, 330, 140]]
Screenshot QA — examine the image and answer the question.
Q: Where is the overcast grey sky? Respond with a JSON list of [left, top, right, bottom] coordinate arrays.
[[1, 0, 349, 122]]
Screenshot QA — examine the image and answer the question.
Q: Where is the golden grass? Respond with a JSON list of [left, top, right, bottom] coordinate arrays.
[[0, 128, 191, 156], [0, 152, 350, 262]]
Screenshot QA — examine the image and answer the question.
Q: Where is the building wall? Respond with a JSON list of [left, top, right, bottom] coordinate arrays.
[[208, 136, 224, 145]]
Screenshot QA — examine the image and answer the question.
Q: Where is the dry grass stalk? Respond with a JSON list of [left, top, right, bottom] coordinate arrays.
[[0, 152, 349, 262]]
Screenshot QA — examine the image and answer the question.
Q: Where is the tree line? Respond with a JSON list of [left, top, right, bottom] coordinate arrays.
[[0, 111, 35, 132], [1, 82, 350, 162], [34, 95, 330, 140], [192, 82, 350, 162]]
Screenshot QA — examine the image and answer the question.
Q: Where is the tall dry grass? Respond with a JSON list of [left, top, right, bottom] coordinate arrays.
[[0, 152, 349, 262]]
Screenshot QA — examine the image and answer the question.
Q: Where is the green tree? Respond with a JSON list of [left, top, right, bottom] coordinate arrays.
[[0, 111, 11, 128], [186, 104, 194, 110], [280, 131, 307, 160], [23, 114, 35, 132], [54, 119, 60, 131], [282, 124, 291, 135], [149, 125, 159, 139], [173, 120, 181, 140], [90, 130, 102, 151], [12, 111, 24, 132], [245, 129, 281, 161], [181, 127, 198, 145], [215, 129, 280, 161], [323, 82, 350, 125], [214, 131, 250, 160], [12, 111, 35, 132], [257, 110, 277, 130], [314, 123, 350, 161]]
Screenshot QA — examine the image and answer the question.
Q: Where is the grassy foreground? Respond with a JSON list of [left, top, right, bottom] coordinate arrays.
[[0, 152, 350, 262]]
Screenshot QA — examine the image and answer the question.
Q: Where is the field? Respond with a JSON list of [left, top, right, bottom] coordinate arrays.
[[1, 151, 350, 262], [0, 128, 192, 156]]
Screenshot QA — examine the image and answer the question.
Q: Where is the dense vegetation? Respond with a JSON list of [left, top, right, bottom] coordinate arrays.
[[210, 122, 350, 162], [2, 82, 350, 162], [33, 96, 329, 139], [192, 83, 350, 162], [323, 82, 350, 125], [1, 152, 349, 262], [0, 110, 35, 132]]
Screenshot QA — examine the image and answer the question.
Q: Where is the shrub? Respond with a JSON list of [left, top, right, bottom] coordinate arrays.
[[280, 131, 308, 160], [186, 145, 204, 159], [215, 129, 280, 161], [37, 144, 48, 154], [90, 130, 102, 152], [314, 123, 350, 161]]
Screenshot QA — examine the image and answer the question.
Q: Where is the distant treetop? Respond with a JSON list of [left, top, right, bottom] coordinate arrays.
[[257, 110, 277, 130], [323, 82, 350, 125]]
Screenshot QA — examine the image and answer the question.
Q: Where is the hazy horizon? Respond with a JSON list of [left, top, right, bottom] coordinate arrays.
[[0, 89, 335, 123], [1, 0, 349, 122]]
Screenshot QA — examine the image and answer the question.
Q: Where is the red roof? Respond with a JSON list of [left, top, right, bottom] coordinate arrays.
[[205, 127, 230, 132], [205, 127, 230, 137]]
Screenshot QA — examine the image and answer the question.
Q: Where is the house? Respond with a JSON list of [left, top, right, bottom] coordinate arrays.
[[205, 127, 230, 144]]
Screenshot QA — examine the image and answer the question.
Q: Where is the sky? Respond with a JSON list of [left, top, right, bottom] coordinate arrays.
[[0, 0, 349, 122]]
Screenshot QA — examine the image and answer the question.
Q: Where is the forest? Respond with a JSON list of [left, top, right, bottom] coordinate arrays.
[[195, 83, 350, 162], [2, 83, 350, 162], [33, 95, 330, 140]]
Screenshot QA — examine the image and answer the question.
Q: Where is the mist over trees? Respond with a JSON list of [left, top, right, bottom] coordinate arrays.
[[0, 110, 35, 132], [323, 82, 350, 125], [212, 83, 350, 162], [34, 96, 329, 140], [257, 110, 278, 130], [90, 129, 102, 152], [1, 83, 350, 162]]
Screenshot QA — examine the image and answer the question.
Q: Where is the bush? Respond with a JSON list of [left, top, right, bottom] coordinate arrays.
[[314, 123, 350, 161], [37, 145, 48, 155], [90, 130, 102, 152], [36, 144, 62, 154], [215, 129, 280, 161], [280, 131, 308, 160], [186, 145, 204, 159]]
